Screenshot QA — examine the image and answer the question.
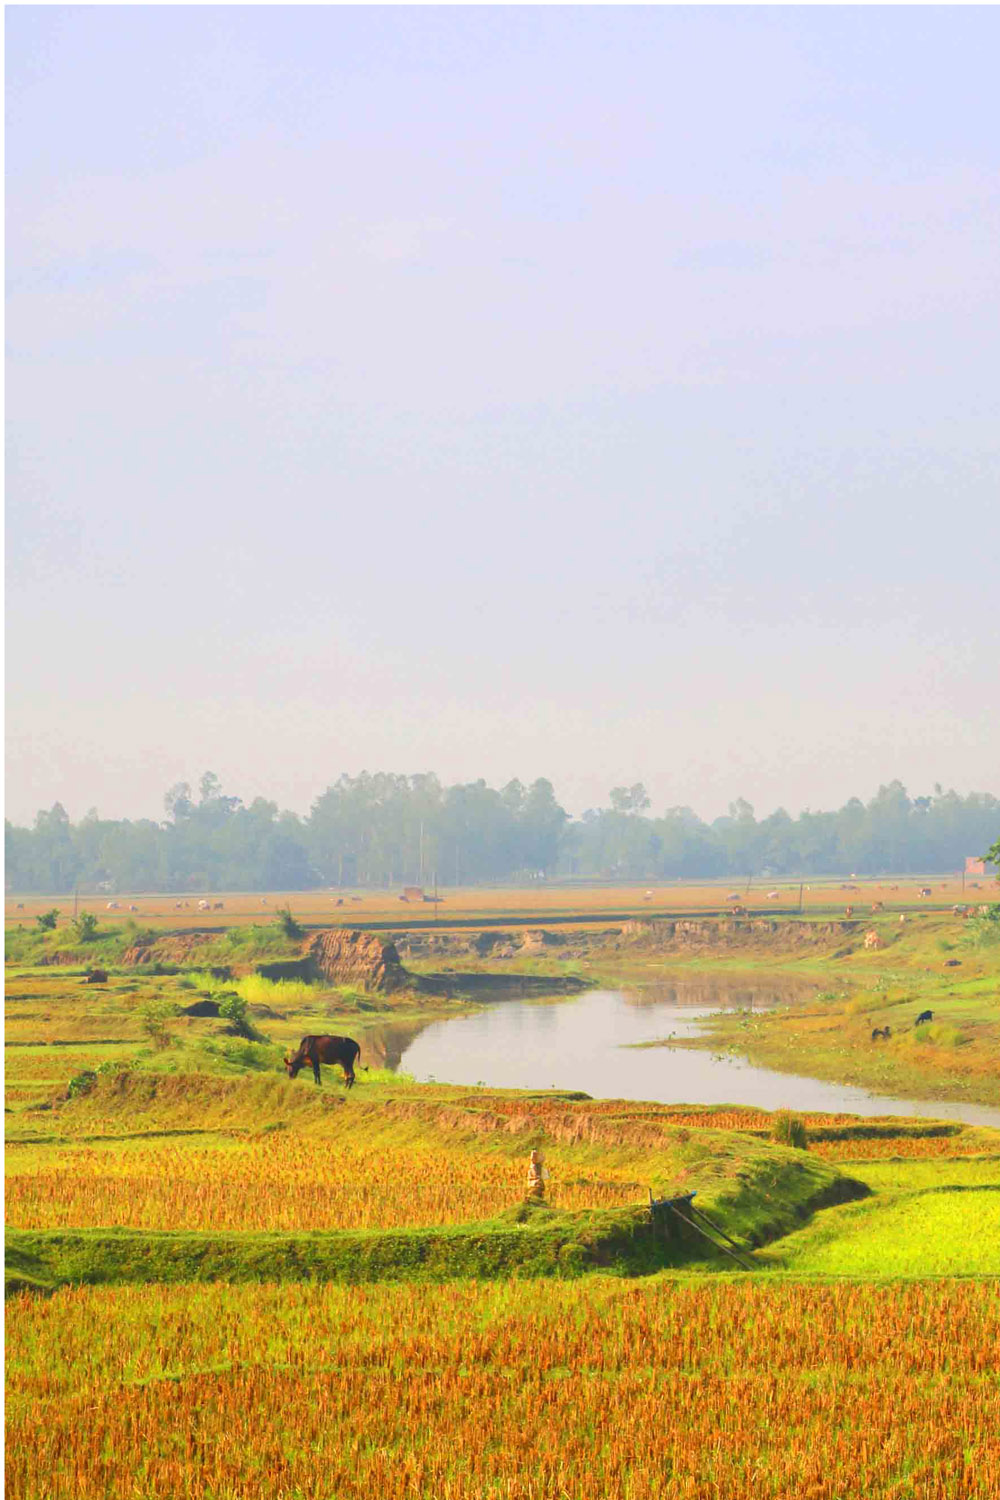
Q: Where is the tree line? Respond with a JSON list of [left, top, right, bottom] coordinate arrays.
[[5, 772, 998, 894]]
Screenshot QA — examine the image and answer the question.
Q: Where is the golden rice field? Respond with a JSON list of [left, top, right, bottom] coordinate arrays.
[[4, 1136, 644, 1233], [7, 1278, 999, 1500]]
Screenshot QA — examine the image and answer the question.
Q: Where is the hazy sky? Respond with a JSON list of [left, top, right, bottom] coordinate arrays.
[[7, 6, 999, 826]]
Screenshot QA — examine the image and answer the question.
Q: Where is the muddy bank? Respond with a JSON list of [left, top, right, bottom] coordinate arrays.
[[397, 928, 612, 962], [613, 917, 881, 957]]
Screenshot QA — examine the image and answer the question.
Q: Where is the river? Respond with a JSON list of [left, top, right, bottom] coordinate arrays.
[[392, 976, 1000, 1127]]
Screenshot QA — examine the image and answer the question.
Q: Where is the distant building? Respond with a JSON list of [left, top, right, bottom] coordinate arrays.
[[965, 857, 987, 876]]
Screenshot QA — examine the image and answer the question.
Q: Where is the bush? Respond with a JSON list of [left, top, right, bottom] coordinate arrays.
[[218, 991, 267, 1041], [141, 998, 180, 1050], [275, 906, 305, 941], [71, 912, 99, 942], [963, 906, 1000, 949], [67, 1069, 98, 1099], [771, 1111, 809, 1150], [35, 910, 59, 931]]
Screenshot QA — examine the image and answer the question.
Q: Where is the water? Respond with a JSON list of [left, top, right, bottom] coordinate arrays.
[[396, 978, 1000, 1128]]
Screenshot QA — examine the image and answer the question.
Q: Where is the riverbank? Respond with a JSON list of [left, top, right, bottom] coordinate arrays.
[[661, 973, 1000, 1107]]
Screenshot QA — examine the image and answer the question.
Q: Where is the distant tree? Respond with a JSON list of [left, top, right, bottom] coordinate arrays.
[[36, 909, 59, 931], [164, 782, 194, 822], [609, 784, 651, 814], [199, 771, 223, 804]]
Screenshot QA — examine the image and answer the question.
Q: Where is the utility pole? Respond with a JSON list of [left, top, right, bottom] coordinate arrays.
[[798, 881, 804, 913], [419, 821, 424, 887]]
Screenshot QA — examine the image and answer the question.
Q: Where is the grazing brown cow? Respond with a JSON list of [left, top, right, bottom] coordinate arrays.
[[284, 1035, 361, 1087]]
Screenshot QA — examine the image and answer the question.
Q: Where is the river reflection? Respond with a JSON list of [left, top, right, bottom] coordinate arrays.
[[392, 976, 1000, 1128]]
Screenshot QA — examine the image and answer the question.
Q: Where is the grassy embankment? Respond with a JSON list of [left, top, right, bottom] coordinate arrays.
[[7, 1057, 873, 1293]]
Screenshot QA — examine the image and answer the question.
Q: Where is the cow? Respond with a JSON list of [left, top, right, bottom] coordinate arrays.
[[871, 1026, 890, 1042], [863, 930, 881, 950], [284, 1035, 361, 1088], [917, 888, 932, 897], [870, 902, 884, 913], [915, 1010, 933, 1026], [213, 902, 224, 911], [845, 906, 854, 918]]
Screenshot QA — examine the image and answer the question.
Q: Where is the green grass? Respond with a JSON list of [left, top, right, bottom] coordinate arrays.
[[766, 1186, 1000, 1276]]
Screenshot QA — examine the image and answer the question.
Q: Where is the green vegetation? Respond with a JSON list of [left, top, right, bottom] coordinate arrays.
[[70, 911, 99, 942], [766, 1160, 1000, 1277], [772, 1110, 808, 1149], [140, 998, 180, 1050], [275, 904, 305, 940]]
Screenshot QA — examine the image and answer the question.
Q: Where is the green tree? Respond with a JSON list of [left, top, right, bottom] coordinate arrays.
[[71, 911, 99, 942]]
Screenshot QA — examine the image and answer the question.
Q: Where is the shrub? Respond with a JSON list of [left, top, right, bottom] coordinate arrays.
[[771, 1111, 809, 1150], [67, 1069, 98, 1099], [964, 903, 1000, 950], [71, 912, 99, 942], [275, 906, 305, 941], [35, 910, 59, 931], [140, 998, 180, 1050]]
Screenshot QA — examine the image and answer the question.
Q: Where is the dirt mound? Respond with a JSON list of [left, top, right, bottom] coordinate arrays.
[[122, 933, 213, 967], [180, 999, 221, 1018], [303, 929, 408, 992]]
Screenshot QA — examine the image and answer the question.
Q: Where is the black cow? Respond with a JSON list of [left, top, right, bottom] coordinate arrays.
[[284, 1034, 361, 1087], [871, 1026, 891, 1042], [915, 1010, 933, 1026]]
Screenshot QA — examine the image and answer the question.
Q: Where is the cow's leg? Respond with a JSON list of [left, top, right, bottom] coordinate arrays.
[[343, 1064, 355, 1089], [313, 1059, 322, 1086]]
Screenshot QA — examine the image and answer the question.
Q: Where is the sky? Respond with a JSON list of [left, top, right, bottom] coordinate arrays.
[[6, 6, 999, 827]]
